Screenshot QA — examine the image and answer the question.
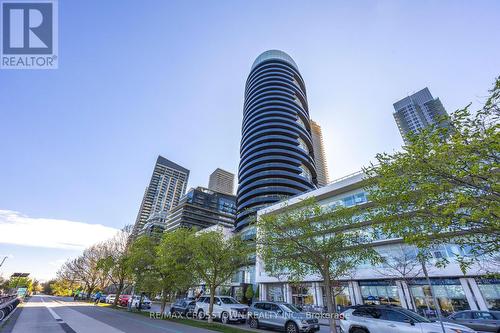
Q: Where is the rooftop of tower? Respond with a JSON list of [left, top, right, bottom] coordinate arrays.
[[251, 49, 299, 71]]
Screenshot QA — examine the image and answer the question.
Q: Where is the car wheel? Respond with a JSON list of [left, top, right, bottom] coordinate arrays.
[[221, 312, 230, 324], [197, 309, 205, 320], [350, 328, 369, 333], [249, 317, 259, 328], [286, 321, 299, 333]]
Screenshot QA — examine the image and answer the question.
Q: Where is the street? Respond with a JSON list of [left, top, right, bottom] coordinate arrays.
[[1, 295, 332, 333]]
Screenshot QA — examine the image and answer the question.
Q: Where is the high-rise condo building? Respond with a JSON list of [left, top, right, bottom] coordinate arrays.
[[310, 120, 329, 187], [208, 168, 235, 195], [164, 187, 236, 232], [393, 87, 450, 144], [236, 50, 318, 231], [132, 155, 189, 236]]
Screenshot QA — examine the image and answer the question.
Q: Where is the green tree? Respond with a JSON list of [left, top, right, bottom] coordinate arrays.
[[244, 285, 254, 303], [8, 277, 33, 293], [50, 279, 75, 296], [127, 235, 158, 304], [128, 229, 196, 314], [190, 229, 252, 323], [98, 226, 133, 306], [257, 198, 381, 333], [156, 228, 196, 313], [365, 77, 500, 266]]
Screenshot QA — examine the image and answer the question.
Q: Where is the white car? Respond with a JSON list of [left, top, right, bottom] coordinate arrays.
[[339, 305, 476, 333], [128, 295, 152, 309], [105, 294, 116, 304], [195, 296, 248, 324]]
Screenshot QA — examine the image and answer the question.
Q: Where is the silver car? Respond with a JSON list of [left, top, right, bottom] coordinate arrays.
[[339, 305, 476, 333], [248, 301, 320, 333], [446, 310, 500, 332]]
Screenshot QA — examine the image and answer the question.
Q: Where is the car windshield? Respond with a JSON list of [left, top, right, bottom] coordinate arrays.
[[220, 297, 239, 304], [281, 303, 301, 313], [398, 309, 431, 323]]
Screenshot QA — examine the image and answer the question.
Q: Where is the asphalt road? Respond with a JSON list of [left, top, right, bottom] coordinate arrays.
[[2, 295, 332, 333]]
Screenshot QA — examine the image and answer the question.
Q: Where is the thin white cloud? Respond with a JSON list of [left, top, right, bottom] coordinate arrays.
[[0, 210, 119, 250]]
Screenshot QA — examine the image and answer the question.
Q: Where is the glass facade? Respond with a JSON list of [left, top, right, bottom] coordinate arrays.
[[409, 278, 469, 317], [359, 280, 400, 306], [321, 283, 351, 310], [476, 278, 500, 310], [267, 284, 285, 302], [291, 283, 314, 307]]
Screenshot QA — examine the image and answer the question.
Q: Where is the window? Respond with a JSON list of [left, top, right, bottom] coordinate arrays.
[[269, 304, 280, 312], [353, 308, 381, 318], [380, 309, 409, 323], [261, 303, 271, 311], [473, 312, 495, 320], [297, 137, 309, 154], [299, 164, 312, 182], [453, 311, 472, 319], [253, 303, 264, 310]]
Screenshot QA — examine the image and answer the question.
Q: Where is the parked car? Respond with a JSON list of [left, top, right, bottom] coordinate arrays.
[[195, 296, 248, 324], [118, 295, 131, 307], [170, 299, 196, 316], [339, 305, 476, 333], [248, 301, 320, 333], [445, 310, 500, 332], [128, 295, 152, 309], [106, 294, 116, 304]]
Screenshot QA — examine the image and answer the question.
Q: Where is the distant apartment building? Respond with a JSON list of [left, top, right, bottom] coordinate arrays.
[[208, 168, 235, 195], [132, 155, 189, 236], [393, 87, 450, 144], [164, 187, 236, 232], [310, 120, 330, 187]]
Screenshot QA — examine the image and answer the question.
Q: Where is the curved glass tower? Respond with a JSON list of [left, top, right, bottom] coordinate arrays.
[[236, 50, 318, 230]]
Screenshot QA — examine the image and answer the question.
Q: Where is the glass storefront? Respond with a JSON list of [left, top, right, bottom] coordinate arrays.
[[359, 280, 400, 306], [267, 283, 284, 302], [321, 282, 351, 311], [476, 278, 500, 310], [291, 283, 314, 308], [410, 278, 469, 317]]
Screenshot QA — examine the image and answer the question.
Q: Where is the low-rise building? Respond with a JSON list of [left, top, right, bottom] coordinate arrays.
[[254, 171, 500, 314]]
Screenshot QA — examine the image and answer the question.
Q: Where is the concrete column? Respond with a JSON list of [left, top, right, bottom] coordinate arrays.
[[460, 278, 479, 310], [349, 281, 363, 305], [284, 283, 292, 304], [259, 283, 267, 301], [313, 282, 323, 306], [465, 278, 489, 310]]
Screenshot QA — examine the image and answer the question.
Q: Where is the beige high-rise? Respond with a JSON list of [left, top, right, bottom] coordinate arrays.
[[208, 168, 234, 195], [310, 120, 330, 187]]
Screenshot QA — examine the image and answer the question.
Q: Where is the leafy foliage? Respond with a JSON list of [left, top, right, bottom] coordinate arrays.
[[257, 198, 380, 333], [365, 77, 500, 263], [190, 229, 252, 322]]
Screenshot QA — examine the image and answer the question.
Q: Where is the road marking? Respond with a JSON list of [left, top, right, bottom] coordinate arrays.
[[41, 297, 77, 333]]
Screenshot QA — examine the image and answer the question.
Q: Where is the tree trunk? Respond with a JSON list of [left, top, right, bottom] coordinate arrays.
[[208, 288, 215, 323], [113, 281, 124, 307], [323, 278, 338, 333], [160, 289, 168, 314]]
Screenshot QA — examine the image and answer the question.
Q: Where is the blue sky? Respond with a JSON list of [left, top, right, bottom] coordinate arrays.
[[1, 0, 499, 280]]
